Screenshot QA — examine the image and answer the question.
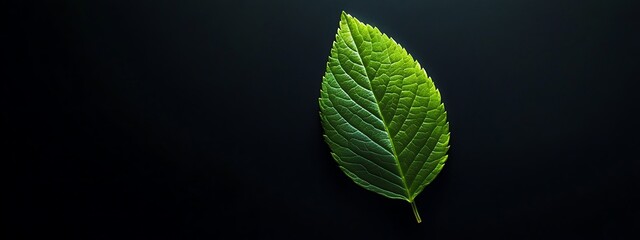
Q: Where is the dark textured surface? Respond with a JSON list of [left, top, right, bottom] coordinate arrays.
[[5, 0, 639, 239]]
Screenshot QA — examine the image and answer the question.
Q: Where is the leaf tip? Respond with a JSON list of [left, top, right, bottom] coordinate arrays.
[[340, 11, 354, 23]]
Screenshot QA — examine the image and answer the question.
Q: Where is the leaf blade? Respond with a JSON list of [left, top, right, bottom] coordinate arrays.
[[320, 11, 450, 221]]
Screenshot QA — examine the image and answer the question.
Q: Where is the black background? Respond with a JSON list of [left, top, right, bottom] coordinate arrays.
[[5, 0, 640, 239]]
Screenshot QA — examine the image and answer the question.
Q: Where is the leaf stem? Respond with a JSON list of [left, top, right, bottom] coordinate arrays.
[[411, 201, 422, 223]]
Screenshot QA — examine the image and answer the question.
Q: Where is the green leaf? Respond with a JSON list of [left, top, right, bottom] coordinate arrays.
[[319, 11, 450, 223]]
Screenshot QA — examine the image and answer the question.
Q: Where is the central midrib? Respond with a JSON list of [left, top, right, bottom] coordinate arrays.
[[344, 18, 412, 201]]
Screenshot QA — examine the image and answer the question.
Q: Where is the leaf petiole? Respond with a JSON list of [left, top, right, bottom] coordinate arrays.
[[411, 201, 422, 223]]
